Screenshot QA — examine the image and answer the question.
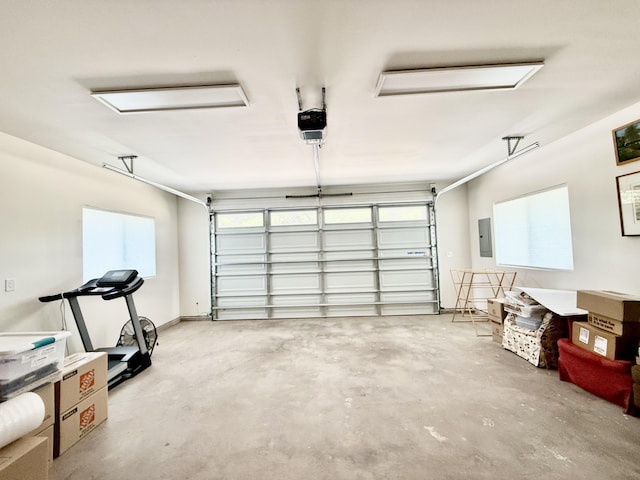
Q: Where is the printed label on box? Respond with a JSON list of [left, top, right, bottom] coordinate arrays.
[[594, 335, 608, 356], [79, 405, 95, 430], [62, 407, 77, 421], [579, 326, 590, 344], [79, 370, 95, 394]]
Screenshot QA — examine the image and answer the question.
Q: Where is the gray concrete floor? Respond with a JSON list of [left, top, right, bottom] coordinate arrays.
[[49, 314, 640, 480]]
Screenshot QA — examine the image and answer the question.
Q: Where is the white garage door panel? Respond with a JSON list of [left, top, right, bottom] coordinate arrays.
[[325, 292, 377, 304], [271, 294, 322, 306], [325, 271, 375, 292], [380, 291, 436, 303], [324, 250, 374, 272], [378, 248, 429, 259], [325, 293, 377, 317], [326, 304, 378, 316], [271, 273, 321, 293], [379, 270, 434, 290], [270, 231, 318, 252], [217, 275, 267, 295], [378, 228, 429, 249], [217, 233, 266, 253], [379, 258, 431, 270], [217, 308, 268, 320], [270, 262, 320, 273], [270, 252, 319, 273], [217, 296, 267, 307], [324, 229, 373, 250], [272, 307, 323, 318], [217, 254, 268, 274], [381, 303, 434, 315], [324, 250, 374, 260], [324, 260, 375, 272]]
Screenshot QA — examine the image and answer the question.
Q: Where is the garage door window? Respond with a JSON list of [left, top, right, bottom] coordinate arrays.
[[324, 208, 372, 224]]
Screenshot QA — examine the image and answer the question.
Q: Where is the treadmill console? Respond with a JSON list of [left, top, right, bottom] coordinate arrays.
[[96, 269, 139, 287]]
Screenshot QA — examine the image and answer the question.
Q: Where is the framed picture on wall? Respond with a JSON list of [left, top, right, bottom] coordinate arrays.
[[616, 170, 640, 236], [613, 119, 640, 165]]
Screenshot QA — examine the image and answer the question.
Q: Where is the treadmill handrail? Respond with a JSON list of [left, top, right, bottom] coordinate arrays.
[[102, 276, 144, 300], [39, 276, 144, 302]]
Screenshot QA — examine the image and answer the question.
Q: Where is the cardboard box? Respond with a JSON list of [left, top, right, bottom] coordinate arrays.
[[487, 298, 507, 323], [576, 290, 640, 322], [0, 436, 48, 480], [571, 321, 639, 360], [32, 424, 54, 468], [28, 382, 55, 434], [588, 312, 640, 336], [55, 386, 108, 457], [632, 364, 640, 384], [491, 321, 503, 343], [634, 383, 640, 409], [57, 352, 108, 414]]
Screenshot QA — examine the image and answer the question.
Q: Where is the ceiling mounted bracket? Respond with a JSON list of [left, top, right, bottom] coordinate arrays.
[[502, 136, 524, 157], [118, 155, 137, 174], [296, 88, 303, 112], [296, 87, 327, 112]]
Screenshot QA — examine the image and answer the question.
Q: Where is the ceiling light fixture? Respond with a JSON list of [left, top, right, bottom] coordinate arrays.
[[375, 62, 544, 96], [91, 84, 249, 114]]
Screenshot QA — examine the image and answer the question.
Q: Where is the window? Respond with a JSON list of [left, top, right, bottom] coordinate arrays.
[[82, 208, 156, 282], [378, 205, 428, 222], [493, 185, 574, 270], [270, 210, 317, 226], [216, 212, 264, 229], [324, 208, 372, 224]]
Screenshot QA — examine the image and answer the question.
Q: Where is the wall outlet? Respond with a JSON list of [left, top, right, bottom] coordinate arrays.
[[5, 279, 15, 292]]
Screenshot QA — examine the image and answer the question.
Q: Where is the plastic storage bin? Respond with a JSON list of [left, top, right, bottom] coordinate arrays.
[[515, 314, 545, 330], [0, 332, 71, 399]]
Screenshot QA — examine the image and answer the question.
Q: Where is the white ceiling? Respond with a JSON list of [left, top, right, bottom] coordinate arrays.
[[2, 1, 640, 194]]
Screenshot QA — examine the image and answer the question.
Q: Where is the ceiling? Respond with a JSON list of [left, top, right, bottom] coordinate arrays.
[[2, 1, 640, 194]]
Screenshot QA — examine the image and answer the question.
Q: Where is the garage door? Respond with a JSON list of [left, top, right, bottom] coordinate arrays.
[[211, 203, 439, 320]]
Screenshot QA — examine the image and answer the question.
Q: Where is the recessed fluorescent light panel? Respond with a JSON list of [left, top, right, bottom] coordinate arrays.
[[91, 84, 249, 113], [375, 62, 544, 96]]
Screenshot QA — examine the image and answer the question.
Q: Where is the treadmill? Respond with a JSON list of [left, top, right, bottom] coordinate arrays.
[[39, 269, 152, 389]]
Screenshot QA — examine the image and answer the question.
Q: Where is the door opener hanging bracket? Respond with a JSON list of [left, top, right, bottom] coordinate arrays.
[[118, 155, 137, 174], [502, 136, 524, 157]]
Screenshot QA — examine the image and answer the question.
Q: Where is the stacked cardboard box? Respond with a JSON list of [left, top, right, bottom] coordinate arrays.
[[487, 298, 507, 343], [0, 382, 53, 478], [28, 382, 55, 467], [574, 290, 640, 360], [0, 436, 48, 480], [54, 352, 108, 457]]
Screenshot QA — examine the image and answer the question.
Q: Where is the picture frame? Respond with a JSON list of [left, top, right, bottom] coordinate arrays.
[[616, 170, 640, 236], [613, 118, 640, 165]]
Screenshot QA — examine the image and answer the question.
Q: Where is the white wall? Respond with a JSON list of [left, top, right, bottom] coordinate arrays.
[[466, 100, 640, 295], [0, 132, 181, 353], [177, 199, 212, 316], [433, 185, 471, 309]]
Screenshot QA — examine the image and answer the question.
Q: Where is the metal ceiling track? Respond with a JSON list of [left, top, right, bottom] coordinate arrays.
[[103, 156, 209, 210], [434, 136, 540, 207]]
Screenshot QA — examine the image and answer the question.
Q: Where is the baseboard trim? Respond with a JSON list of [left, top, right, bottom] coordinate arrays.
[[156, 317, 182, 331], [180, 315, 212, 322]]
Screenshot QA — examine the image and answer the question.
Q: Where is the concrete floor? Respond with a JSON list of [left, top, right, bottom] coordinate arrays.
[[49, 314, 640, 480]]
